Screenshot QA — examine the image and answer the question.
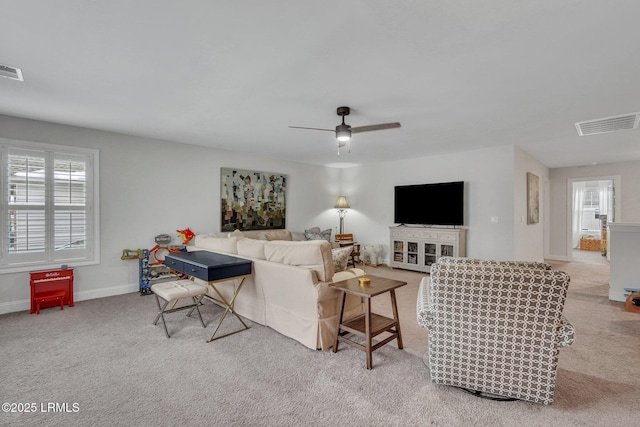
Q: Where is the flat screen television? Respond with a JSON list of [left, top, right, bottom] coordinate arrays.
[[394, 181, 464, 226]]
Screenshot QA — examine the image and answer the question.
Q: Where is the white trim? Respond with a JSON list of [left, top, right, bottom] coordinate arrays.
[[0, 259, 99, 275], [0, 282, 139, 315], [566, 175, 621, 261], [544, 254, 570, 262], [0, 137, 100, 273], [608, 290, 627, 303], [608, 222, 640, 232]]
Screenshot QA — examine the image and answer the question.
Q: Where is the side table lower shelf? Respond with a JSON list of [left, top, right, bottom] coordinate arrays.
[[337, 312, 401, 355]]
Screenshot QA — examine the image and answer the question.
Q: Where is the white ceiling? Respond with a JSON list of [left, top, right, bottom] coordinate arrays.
[[2, 1, 640, 168]]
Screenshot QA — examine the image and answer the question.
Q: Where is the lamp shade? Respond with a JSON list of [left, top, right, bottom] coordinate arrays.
[[334, 196, 350, 209], [336, 124, 352, 142]]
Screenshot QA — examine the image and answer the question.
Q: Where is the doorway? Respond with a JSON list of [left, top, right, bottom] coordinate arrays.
[[568, 176, 620, 261]]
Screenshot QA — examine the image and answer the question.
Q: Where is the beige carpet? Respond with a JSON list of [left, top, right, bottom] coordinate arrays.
[[0, 258, 638, 426]]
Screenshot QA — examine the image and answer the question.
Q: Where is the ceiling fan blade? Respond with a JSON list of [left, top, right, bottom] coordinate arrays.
[[351, 122, 401, 133], [288, 126, 334, 132]]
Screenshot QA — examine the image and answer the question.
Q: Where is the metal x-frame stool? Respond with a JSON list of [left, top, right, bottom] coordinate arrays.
[[151, 280, 208, 338]]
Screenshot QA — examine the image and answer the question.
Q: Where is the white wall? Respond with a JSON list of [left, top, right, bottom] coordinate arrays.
[[513, 147, 548, 262], [0, 114, 549, 313], [340, 145, 518, 263], [548, 160, 640, 259], [0, 115, 336, 314]]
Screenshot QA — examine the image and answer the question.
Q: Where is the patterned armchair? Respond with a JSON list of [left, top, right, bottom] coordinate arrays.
[[417, 257, 575, 405]]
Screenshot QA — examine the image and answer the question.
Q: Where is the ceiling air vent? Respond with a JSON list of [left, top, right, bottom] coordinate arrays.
[[575, 113, 640, 136], [0, 64, 24, 81]]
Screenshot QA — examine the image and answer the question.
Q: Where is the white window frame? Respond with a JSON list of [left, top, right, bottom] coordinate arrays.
[[0, 138, 100, 273]]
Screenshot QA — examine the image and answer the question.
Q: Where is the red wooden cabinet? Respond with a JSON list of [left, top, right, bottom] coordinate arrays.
[[30, 268, 74, 314]]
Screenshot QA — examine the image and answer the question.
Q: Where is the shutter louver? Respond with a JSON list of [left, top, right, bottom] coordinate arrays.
[[54, 157, 87, 251], [7, 152, 46, 254]]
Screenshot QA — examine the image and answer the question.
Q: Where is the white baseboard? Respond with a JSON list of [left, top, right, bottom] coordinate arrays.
[[609, 290, 627, 303], [75, 283, 139, 302], [544, 254, 571, 262], [0, 282, 139, 315], [0, 298, 31, 315]]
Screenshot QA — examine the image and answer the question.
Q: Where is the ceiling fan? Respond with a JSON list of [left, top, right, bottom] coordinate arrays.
[[289, 106, 401, 155]]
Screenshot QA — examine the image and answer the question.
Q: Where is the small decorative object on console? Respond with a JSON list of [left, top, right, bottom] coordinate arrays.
[[358, 276, 371, 286]]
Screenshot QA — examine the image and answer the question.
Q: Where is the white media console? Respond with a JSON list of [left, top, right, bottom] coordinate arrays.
[[389, 226, 466, 273]]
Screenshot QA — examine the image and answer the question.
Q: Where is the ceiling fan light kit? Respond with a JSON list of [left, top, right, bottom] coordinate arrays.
[[336, 139, 350, 156], [289, 106, 401, 155], [336, 124, 352, 142]]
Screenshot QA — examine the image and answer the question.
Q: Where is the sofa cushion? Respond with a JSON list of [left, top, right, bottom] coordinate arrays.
[[237, 238, 267, 260], [257, 229, 292, 241], [331, 246, 353, 272], [291, 231, 306, 241], [331, 267, 365, 282], [206, 231, 230, 238], [230, 229, 246, 239], [264, 240, 334, 281], [192, 235, 238, 254], [305, 228, 332, 242]]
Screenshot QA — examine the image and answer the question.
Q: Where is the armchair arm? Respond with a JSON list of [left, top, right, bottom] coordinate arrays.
[[416, 276, 432, 329], [557, 315, 575, 348]]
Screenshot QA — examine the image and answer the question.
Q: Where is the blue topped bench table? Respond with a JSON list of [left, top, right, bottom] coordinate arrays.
[[164, 250, 253, 342]]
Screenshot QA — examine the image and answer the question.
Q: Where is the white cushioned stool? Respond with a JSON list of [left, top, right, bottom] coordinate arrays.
[[151, 280, 208, 338]]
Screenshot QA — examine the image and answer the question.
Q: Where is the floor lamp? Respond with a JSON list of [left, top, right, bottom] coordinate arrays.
[[334, 196, 350, 235]]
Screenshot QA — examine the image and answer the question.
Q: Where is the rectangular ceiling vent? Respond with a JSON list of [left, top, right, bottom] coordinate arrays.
[[575, 113, 640, 136], [0, 64, 24, 81]]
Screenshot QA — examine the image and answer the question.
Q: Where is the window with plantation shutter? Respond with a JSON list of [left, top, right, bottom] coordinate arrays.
[[1, 139, 99, 272]]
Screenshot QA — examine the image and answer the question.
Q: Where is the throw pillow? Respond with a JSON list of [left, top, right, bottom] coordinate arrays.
[[332, 246, 353, 272], [257, 230, 292, 241], [230, 229, 246, 239], [290, 231, 306, 241], [305, 228, 332, 242]]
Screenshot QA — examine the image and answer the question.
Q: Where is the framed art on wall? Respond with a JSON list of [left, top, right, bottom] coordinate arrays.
[[220, 167, 287, 231], [527, 172, 540, 225]]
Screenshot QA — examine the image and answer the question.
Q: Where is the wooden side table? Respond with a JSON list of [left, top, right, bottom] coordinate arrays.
[[330, 275, 407, 369]]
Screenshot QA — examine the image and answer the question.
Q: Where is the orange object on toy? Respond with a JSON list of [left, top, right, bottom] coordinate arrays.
[[177, 228, 195, 245], [625, 292, 640, 314]]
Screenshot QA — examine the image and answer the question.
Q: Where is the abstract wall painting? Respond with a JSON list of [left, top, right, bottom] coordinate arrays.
[[527, 172, 540, 225], [220, 168, 287, 231]]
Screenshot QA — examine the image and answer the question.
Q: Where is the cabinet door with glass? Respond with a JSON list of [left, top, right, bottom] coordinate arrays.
[[406, 241, 419, 266], [392, 240, 404, 264], [440, 243, 456, 258], [424, 242, 437, 267]]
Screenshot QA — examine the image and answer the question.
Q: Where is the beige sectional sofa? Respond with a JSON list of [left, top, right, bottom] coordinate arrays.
[[187, 230, 363, 350]]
